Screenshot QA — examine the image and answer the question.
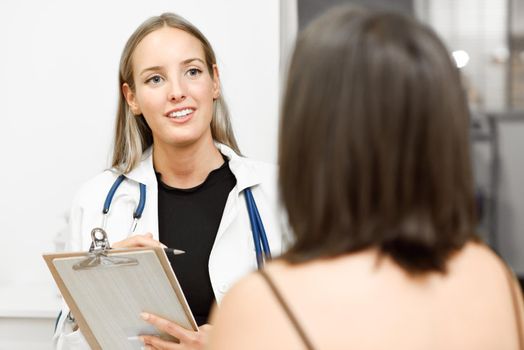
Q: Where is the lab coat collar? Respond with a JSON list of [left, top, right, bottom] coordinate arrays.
[[123, 143, 263, 192], [123, 147, 156, 186], [216, 143, 263, 193]]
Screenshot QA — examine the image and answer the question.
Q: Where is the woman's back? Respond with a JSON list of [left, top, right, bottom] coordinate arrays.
[[208, 7, 524, 350], [211, 242, 523, 349]]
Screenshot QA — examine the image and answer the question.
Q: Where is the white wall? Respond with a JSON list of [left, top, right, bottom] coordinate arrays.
[[0, 0, 282, 347]]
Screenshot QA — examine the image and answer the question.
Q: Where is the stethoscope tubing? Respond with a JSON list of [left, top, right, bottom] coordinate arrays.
[[103, 175, 270, 268], [103, 175, 126, 214], [244, 187, 271, 268], [103, 174, 146, 220]]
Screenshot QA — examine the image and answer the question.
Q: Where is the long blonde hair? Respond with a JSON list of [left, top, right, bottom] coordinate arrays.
[[112, 13, 240, 173]]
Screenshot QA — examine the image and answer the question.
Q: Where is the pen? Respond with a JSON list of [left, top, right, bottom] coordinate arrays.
[[163, 247, 185, 255]]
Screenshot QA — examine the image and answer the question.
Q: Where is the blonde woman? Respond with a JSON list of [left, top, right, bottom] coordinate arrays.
[[53, 13, 288, 350]]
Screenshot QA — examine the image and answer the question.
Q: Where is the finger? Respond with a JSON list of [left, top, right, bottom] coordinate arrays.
[[199, 324, 212, 332], [142, 345, 158, 350], [113, 234, 165, 248], [141, 313, 193, 343], [132, 236, 164, 248], [146, 345, 162, 350], [135, 234, 167, 248], [141, 335, 180, 350], [112, 235, 146, 248]]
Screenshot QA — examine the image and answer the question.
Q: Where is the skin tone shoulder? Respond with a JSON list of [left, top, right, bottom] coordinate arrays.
[[208, 242, 524, 349]]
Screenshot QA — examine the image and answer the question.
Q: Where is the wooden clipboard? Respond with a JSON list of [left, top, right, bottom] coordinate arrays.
[[44, 246, 197, 350]]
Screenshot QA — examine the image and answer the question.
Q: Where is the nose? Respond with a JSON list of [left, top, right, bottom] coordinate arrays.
[[168, 78, 186, 102]]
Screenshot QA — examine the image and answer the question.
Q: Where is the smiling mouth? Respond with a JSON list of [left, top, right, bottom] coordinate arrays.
[[167, 108, 194, 119]]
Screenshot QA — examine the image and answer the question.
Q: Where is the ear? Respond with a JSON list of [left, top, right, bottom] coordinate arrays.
[[122, 83, 141, 115], [212, 64, 220, 100]]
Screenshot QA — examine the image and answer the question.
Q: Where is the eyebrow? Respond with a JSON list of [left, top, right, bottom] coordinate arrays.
[[139, 58, 206, 76], [182, 57, 205, 65], [139, 66, 163, 76]]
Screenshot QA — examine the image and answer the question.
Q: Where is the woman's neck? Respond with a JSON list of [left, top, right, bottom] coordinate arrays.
[[153, 137, 224, 189]]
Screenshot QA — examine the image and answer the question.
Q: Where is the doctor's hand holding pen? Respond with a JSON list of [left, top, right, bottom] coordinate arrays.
[[112, 232, 210, 349], [113, 232, 212, 350], [112, 232, 167, 249], [113, 233, 212, 350]]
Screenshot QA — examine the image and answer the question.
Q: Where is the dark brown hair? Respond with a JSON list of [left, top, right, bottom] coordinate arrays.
[[279, 6, 477, 274]]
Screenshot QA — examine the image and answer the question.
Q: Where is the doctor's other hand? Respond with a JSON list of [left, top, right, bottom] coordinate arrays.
[[112, 233, 167, 249], [140, 312, 210, 350]]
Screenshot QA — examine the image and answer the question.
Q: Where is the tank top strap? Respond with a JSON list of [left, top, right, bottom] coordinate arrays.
[[257, 269, 316, 350]]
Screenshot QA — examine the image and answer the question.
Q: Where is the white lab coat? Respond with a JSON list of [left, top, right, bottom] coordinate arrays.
[[53, 143, 291, 349]]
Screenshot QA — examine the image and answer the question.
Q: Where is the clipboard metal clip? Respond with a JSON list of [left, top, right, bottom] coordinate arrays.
[[73, 228, 139, 270]]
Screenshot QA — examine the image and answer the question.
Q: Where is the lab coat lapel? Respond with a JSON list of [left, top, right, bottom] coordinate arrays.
[[214, 144, 262, 243], [125, 147, 156, 186]]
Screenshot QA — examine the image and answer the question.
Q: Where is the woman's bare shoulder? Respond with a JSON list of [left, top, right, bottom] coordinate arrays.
[[450, 241, 508, 274], [208, 263, 305, 350]]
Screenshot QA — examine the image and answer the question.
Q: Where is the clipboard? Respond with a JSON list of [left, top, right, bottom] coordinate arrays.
[[43, 228, 197, 350]]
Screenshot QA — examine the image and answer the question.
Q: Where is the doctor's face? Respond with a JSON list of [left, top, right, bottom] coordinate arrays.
[[123, 26, 220, 149]]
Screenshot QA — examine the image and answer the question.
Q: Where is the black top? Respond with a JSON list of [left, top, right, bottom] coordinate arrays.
[[156, 159, 236, 326]]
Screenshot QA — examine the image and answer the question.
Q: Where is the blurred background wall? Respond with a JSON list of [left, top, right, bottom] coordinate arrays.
[[296, 0, 524, 279]]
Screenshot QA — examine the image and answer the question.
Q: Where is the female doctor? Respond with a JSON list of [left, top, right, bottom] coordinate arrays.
[[53, 12, 289, 350]]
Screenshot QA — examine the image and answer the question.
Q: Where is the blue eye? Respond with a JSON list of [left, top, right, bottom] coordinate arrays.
[[146, 75, 163, 85], [186, 68, 202, 78]]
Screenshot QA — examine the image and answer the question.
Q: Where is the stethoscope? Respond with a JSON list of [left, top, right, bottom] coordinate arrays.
[[102, 174, 272, 269], [55, 174, 272, 332]]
